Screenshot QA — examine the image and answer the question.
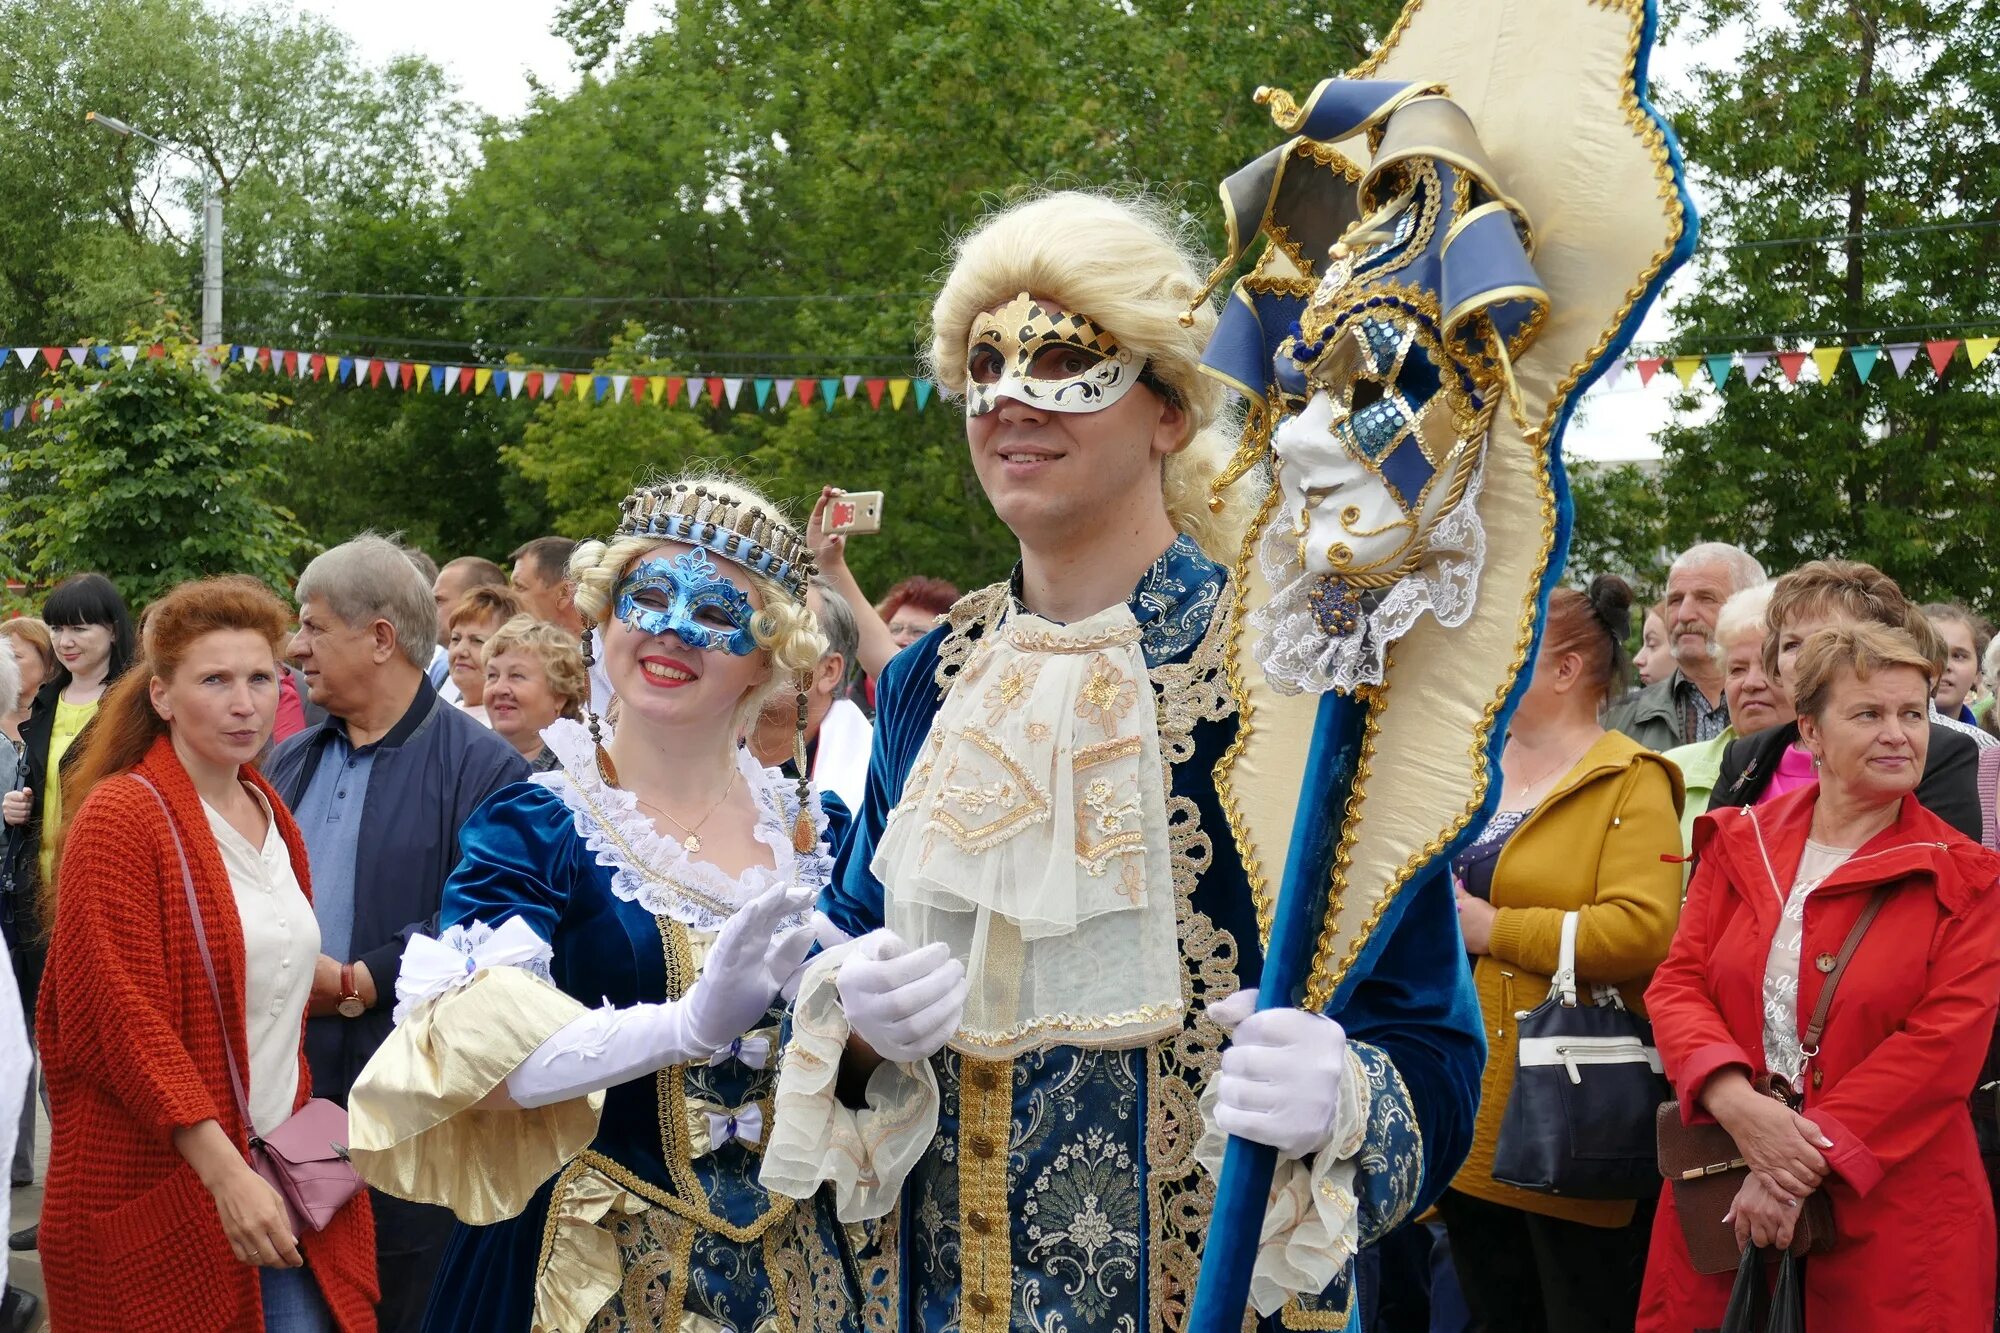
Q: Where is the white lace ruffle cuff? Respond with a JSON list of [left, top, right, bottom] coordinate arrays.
[[758, 944, 940, 1223], [1194, 1045, 1371, 1317]]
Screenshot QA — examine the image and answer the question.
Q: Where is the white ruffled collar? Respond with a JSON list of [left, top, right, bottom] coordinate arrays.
[[532, 717, 830, 931]]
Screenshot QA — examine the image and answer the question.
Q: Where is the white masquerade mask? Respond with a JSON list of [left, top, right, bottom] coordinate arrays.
[[964, 292, 1144, 417]]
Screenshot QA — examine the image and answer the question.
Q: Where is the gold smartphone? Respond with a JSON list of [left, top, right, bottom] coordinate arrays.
[[824, 490, 884, 536]]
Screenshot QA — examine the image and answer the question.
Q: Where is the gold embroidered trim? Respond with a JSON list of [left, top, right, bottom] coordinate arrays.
[[934, 584, 1011, 691], [1280, 1285, 1355, 1330], [567, 777, 735, 918], [1004, 621, 1142, 654], [957, 1056, 1015, 1333]]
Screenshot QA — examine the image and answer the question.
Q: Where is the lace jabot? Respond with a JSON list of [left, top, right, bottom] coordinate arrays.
[[533, 717, 829, 932]]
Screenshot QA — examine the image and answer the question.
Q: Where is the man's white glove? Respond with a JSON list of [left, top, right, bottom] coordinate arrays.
[[1207, 988, 1349, 1161], [506, 882, 817, 1109], [836, 928, 967, 1063]]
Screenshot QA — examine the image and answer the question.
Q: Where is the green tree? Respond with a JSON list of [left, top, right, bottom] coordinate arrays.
[[0, 320, 311, 605], [1567, 461, 1671, 596], [1647, 1, 2000, 605]]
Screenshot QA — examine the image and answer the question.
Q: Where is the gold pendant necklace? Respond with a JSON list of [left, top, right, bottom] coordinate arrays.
[[633, 767, 739, 855]]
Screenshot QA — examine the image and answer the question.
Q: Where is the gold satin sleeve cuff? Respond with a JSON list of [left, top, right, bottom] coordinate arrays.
[[758, 946, 939, 1223], [349, 964, 606, 1225]]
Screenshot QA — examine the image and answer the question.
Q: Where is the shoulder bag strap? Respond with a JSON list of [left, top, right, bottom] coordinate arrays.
[[130, 774, 256, 1134], [1801, 884, 1891, 1055]]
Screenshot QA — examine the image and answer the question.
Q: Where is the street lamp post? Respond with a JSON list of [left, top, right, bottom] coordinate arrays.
[[86, 112, 224, 352]]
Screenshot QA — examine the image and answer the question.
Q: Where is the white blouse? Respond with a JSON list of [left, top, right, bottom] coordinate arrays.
[[1760, 838, 1856, 1087], [202, 788, 321, 1136]]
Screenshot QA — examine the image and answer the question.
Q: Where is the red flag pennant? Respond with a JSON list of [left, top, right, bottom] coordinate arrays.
[[796, 379, 817, 407], [706, 376, 724, 407], [310, 353, 327, 380], [666, 376, 685, 406], [456, 366, 475, 393], [1636, 357, 1662, 386], [524, 371, 543, 398], [1776, 351, 1808, 384], [864, 378, 888, 409], [367, 360, 384, 387], [40, 346, 62, 371], [399, 362, 414, 389], [147, 343, 165, 359], [255, 347, 272, 370], [279, 350, 295, 376], [557, 372, 575, 397], [26, 400, 39, 422], [629, 375, 649, 404], [1925, 340, 1960, 377]]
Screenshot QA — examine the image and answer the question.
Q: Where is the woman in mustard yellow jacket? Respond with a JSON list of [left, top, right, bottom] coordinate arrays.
[[1444, 575, 1685, 1333]]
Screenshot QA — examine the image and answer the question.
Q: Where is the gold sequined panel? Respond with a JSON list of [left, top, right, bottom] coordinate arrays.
[[957, 1055, 1015, 1333]]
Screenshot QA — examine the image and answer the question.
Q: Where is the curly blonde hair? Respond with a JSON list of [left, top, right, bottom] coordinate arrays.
[[482, 614, 588, 721], [569, 474, 826, 730], [925, 189, 1262, 561]]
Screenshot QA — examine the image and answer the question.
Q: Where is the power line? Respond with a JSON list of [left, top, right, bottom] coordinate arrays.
[[225, 282, 930, 306], [1709, 217, 2000, 253], [222, 324, 920, 373]]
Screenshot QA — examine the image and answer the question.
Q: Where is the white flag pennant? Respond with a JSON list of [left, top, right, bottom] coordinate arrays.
[[723, 377, 745, 408], [611, 374, 630, 403], [776, 378, 795, 407], [842, 374, 862, 397], [1742, 353, 1770, 384], [13, 348, 34, 369], [509, 371, 528, 398], [1597, 357, 1625, 392], [120, 345, 140, 367], [66, 346, 88, 367]]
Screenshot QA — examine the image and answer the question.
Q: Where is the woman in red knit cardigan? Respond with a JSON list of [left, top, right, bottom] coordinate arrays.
[[36, 577, 376, 1332]]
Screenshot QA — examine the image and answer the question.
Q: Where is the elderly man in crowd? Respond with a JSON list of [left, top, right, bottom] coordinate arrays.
[[509, 534, 611, 716], [268, 534, 530, 1332], [748, 576, 873, 844], [1605, 541, 1766, 751]]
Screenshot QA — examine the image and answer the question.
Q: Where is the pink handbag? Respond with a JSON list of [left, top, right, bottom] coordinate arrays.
[[135, 775, 366, 1234]]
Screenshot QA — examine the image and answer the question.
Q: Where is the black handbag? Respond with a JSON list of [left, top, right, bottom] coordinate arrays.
[[1492, 911, 1670, 1199], [1720, 1244, 1805, 1333]]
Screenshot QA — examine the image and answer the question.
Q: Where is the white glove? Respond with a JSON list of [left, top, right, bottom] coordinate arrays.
[[1208, 988, 1349, 1161], [836, 928, 967, 1064], [506, 882, 816, 1109]]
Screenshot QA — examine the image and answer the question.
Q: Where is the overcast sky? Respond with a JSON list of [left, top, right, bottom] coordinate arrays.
[[218, 0, 1719, 463]]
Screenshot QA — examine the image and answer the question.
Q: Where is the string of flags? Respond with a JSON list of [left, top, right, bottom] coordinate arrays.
[[1595, 335, 1997, 393], [0, 341, 941, 431], [4, 331, 1997, 430]]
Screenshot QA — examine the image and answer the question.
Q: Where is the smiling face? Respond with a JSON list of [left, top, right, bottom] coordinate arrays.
[[447, 613, 503, 706], [1799, 663, 1931, 808], [963, 295, 1184, 549], [1721, 624, 1791, 737], [484, 648, 566, 755], [49, 620, 113, 683], [601, 542, 770, 730], [149, 629, 281, 774], [1934, 618, 1979, 715]]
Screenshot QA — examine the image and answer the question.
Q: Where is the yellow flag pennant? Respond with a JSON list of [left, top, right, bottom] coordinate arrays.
[[474, 367, 493, 395], [1967, 336, 1998, 369], [1810, 347, 1843, 384], [574, 375, 591, 401], [650, 376, 666, 404], [1671, 356, 1700, 387], [414, 363, 431, 390], [888, 378, 911, 410]]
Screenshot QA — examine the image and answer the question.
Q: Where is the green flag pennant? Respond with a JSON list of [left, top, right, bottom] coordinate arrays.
[[1850, 345, 1880, 382], [1704, 354, 1734, 388], [819, 377, 840, 411], [753, 378, 773, 409]]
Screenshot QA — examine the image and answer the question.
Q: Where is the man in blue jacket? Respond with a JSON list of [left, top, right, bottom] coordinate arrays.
[[268, 532, 529, 1333]]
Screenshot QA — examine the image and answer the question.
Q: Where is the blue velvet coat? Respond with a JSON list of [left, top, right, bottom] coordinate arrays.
[[824, 536, 1484, 1332]]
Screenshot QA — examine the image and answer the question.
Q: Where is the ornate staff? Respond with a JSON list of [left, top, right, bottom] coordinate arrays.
[[1187, 1, 1697, 1326]]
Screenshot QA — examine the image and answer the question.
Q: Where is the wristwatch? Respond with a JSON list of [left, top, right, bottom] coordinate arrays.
[[337, 963, 367, 1019]]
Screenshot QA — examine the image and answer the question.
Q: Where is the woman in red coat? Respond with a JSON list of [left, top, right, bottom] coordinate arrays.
[[37, 577, 376, 1332], [1641, 621, 2000, 1331]]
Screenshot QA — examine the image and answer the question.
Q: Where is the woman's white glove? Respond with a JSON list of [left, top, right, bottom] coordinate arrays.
[[506, 882, 817, 1109], [1208, 988, 1349, 1161], [836, 928, 967, 1063]]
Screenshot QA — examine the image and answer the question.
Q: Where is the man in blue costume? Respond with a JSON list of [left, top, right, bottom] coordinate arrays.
[[761, 189, 1486, 1331]]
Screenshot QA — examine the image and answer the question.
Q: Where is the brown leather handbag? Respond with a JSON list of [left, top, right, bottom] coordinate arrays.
[[1655, 885, 1889, 1274]]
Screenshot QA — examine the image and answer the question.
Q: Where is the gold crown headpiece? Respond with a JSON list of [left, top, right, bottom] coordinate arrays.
[[614, 482, 815, 600]]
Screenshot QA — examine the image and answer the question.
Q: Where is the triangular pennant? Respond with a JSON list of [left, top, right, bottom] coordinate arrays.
[[279, 350, 296, 377], [556, 372, 576, 398], [12, 348, 33, 370], [308, 353, 326, 381], [796, 378, 817, 407], [40, 346, 62, 371], [1850, 345, 1880, 382], [66, 346, 87, 367], [475, 367, 493, 395], [120, 345, 139, 368], [1926, 340, 1960, 377], [539, 371, 560, 399], [648, 375, 666, 404], [1741, 353, 1770, 385], [889, 378, 911, 410], [453, 366, 473, 394], [723, 377, 745, 408], [1810, 347, 1843, 383], [147, 344, 164, 359], [776, 379, 795, 408], [493, 369, 511, 396], [1703, 355, 1733, 388], [336, 357, 354, 384], [1636, 357, 1662, 386], [94, 346, 113, 368], [753, 378, 773, 409], [706, 377, 724, 407], [630, 375, 648, 404], [610, 373, 629, 402], [1671, 357, 1700, 387], [568, 374, 587, 401], [255, 347, 272, 371], [399, 362, 415, 390], [365, 359, 383, 387], [666, 376, 685, 406], [1886, 343, 1919, 378], [820, 377, 840, 410], [1967, 336, 1997, 368], [842, 374, 863, 398], [381, 359, 401, 386], [592, 375, 610, 403], [915, 379, 934, 411], [428, 364, 446, 392], [523, 371, 542, 398], [1596, 358, 1625, 392]]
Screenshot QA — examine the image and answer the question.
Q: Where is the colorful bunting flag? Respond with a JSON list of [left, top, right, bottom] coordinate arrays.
[[66, 346, 87, 367], [915, 379, 934, 411], [475, 367, 493, 395], [1850, 345, 1880, 382], [776, 379, 795, 408], [820, 377, 840, 409], [1775, 351, 1806, 384], [1741, 353, 1769, 385], [1703, 355, 1733, 388], [610, 374, 629, 403], [1671, 357, 1700, 388], [797, 379, 817, 408], [842, 375, 862, 399], [1636, 357, 1662, 386], [1810, 348, 1843, 383], [753, 378, 772, 410], [630, 375, 648, 404], [889, 378, 911, 410], [12, 349, 32, 370], [40, 347, 62, 371], [666, 376, 685, 406], [1886, 343, 1918, 378], [706, 377, 724, 407], [1926, 340, 1960, 376], [1968, 337, 1997, 368], [120, 345, 139, 368], [723, 378, 745, 408], [1597, 358, 1625, 392]]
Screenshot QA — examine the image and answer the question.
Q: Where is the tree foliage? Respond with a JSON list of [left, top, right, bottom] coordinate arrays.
[[0, 320, 310, 605]]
